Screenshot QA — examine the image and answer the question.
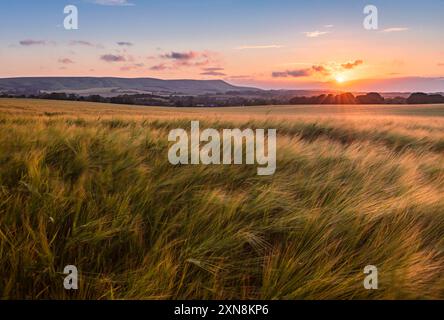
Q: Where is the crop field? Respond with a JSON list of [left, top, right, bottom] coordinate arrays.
[[0, 98, 444, 299]]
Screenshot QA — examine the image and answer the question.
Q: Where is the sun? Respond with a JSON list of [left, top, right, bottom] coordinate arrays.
[[335, 75, 346, 83]]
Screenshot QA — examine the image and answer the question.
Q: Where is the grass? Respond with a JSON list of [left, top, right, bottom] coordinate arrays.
[[0, 98, 443, 299]]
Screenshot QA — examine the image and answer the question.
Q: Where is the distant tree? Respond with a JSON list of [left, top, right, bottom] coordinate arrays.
[[428, 94, 444, 103], [289, 96, 310, 104], [385, 96, 407, 104], [44, 92, 68, 100], [355, 92, 384, 104], [335, 93, 356, 104], [407, 92, 444, 104], [407, 92, 429, 104], [321, 94, 336, 104], [87, 95, 104, 103]]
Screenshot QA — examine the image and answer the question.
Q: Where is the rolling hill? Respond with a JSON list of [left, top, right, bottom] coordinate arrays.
[[0, 77, 261, 96]]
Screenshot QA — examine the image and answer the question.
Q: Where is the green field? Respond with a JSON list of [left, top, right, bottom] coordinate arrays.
[[1, 98, 444, 299]]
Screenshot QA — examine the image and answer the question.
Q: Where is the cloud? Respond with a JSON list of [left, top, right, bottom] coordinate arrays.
[[19, 40, 50, 46], [161, 51, 199, 60], [58, 58, 75, 64], [227, 75, 252, 79], [117, 41, 133, 46], [201, 71, 226, 76], [341, 60, 363, 70], [303, 31, 330, 38], [203, 67, 224, 72], [150, 63, 169, 71], [382, 27, 409, 33], [272, 70, 311, 78], [272, 59, 364, 78], [70, 40, 103, 48], [94, 0, 134, 6], [311, 65, 330, 75], [272, 65, 331, 78], [437, 63, 444, 67], [158, 50, 215, 68], [201, 67, 226, 76], [100, 54, 126, 62], [235, 45, 283, 50], [70, 40, 93, 46], [324, 24, 334, 28]]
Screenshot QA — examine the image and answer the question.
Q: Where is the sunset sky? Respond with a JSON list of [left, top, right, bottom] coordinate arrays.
[[1, 0, 443, 91]]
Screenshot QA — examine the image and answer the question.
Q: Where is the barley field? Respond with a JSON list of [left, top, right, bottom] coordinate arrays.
[[0, 98, 443, 299]]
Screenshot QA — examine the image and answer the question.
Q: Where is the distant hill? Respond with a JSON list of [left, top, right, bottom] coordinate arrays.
[[0, 77, 261, 96]]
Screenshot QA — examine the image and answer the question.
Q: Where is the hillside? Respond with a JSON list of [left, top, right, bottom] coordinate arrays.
[[0, 77, 260, 96]]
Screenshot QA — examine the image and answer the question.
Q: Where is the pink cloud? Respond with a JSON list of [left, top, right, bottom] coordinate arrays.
[[100, 54, 126, 62]]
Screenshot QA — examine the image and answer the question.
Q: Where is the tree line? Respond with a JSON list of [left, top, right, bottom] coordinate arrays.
[[1, 91, 443, 107], [289, 92, 444, 105]]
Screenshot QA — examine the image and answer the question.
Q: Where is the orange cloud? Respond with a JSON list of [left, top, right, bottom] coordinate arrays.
[[341, 60, 363, 70], [272, 65, 330, 78]]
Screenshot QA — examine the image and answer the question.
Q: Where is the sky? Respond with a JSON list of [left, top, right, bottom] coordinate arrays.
[[0, 0, 443, 91]]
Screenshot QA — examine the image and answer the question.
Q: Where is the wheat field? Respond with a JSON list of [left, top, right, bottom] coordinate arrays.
[[0, 98, 443, 299]]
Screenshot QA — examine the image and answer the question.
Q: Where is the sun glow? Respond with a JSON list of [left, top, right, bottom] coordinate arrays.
[[335, 75, 346, 83]]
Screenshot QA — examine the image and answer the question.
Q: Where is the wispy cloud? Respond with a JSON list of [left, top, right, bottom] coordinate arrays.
[[272, 70, 311, 78], [93, 0, 134, 6], [272, 65, 330, 78], [100, 54, 126, 62], [70, 40, 103, 48], [324, 24, 334, 28], [277, 62, 313, 67], [117, 41, 133, 46], [311, 65, 330, 75], [70, 40, 93, 46], [201, 71, 226, 76], [273, 59, 364, 78], [382, 27, 409, 33], [201, 67, 226, 76], [341, 60, 363, 70], [161, 51, 198, 60], [150, 63, 169, 71], [235, 45, 283, 50], [203, 67, 224, 71], [303, 31, 330, 38], [58, 58, 75, 64], [19, 39, 53, 46], [159, 50, 216, 68], [226, 75, 252, 80]]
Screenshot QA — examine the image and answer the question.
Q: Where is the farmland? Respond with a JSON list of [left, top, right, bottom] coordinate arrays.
[[0, 98, 443, 299]]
